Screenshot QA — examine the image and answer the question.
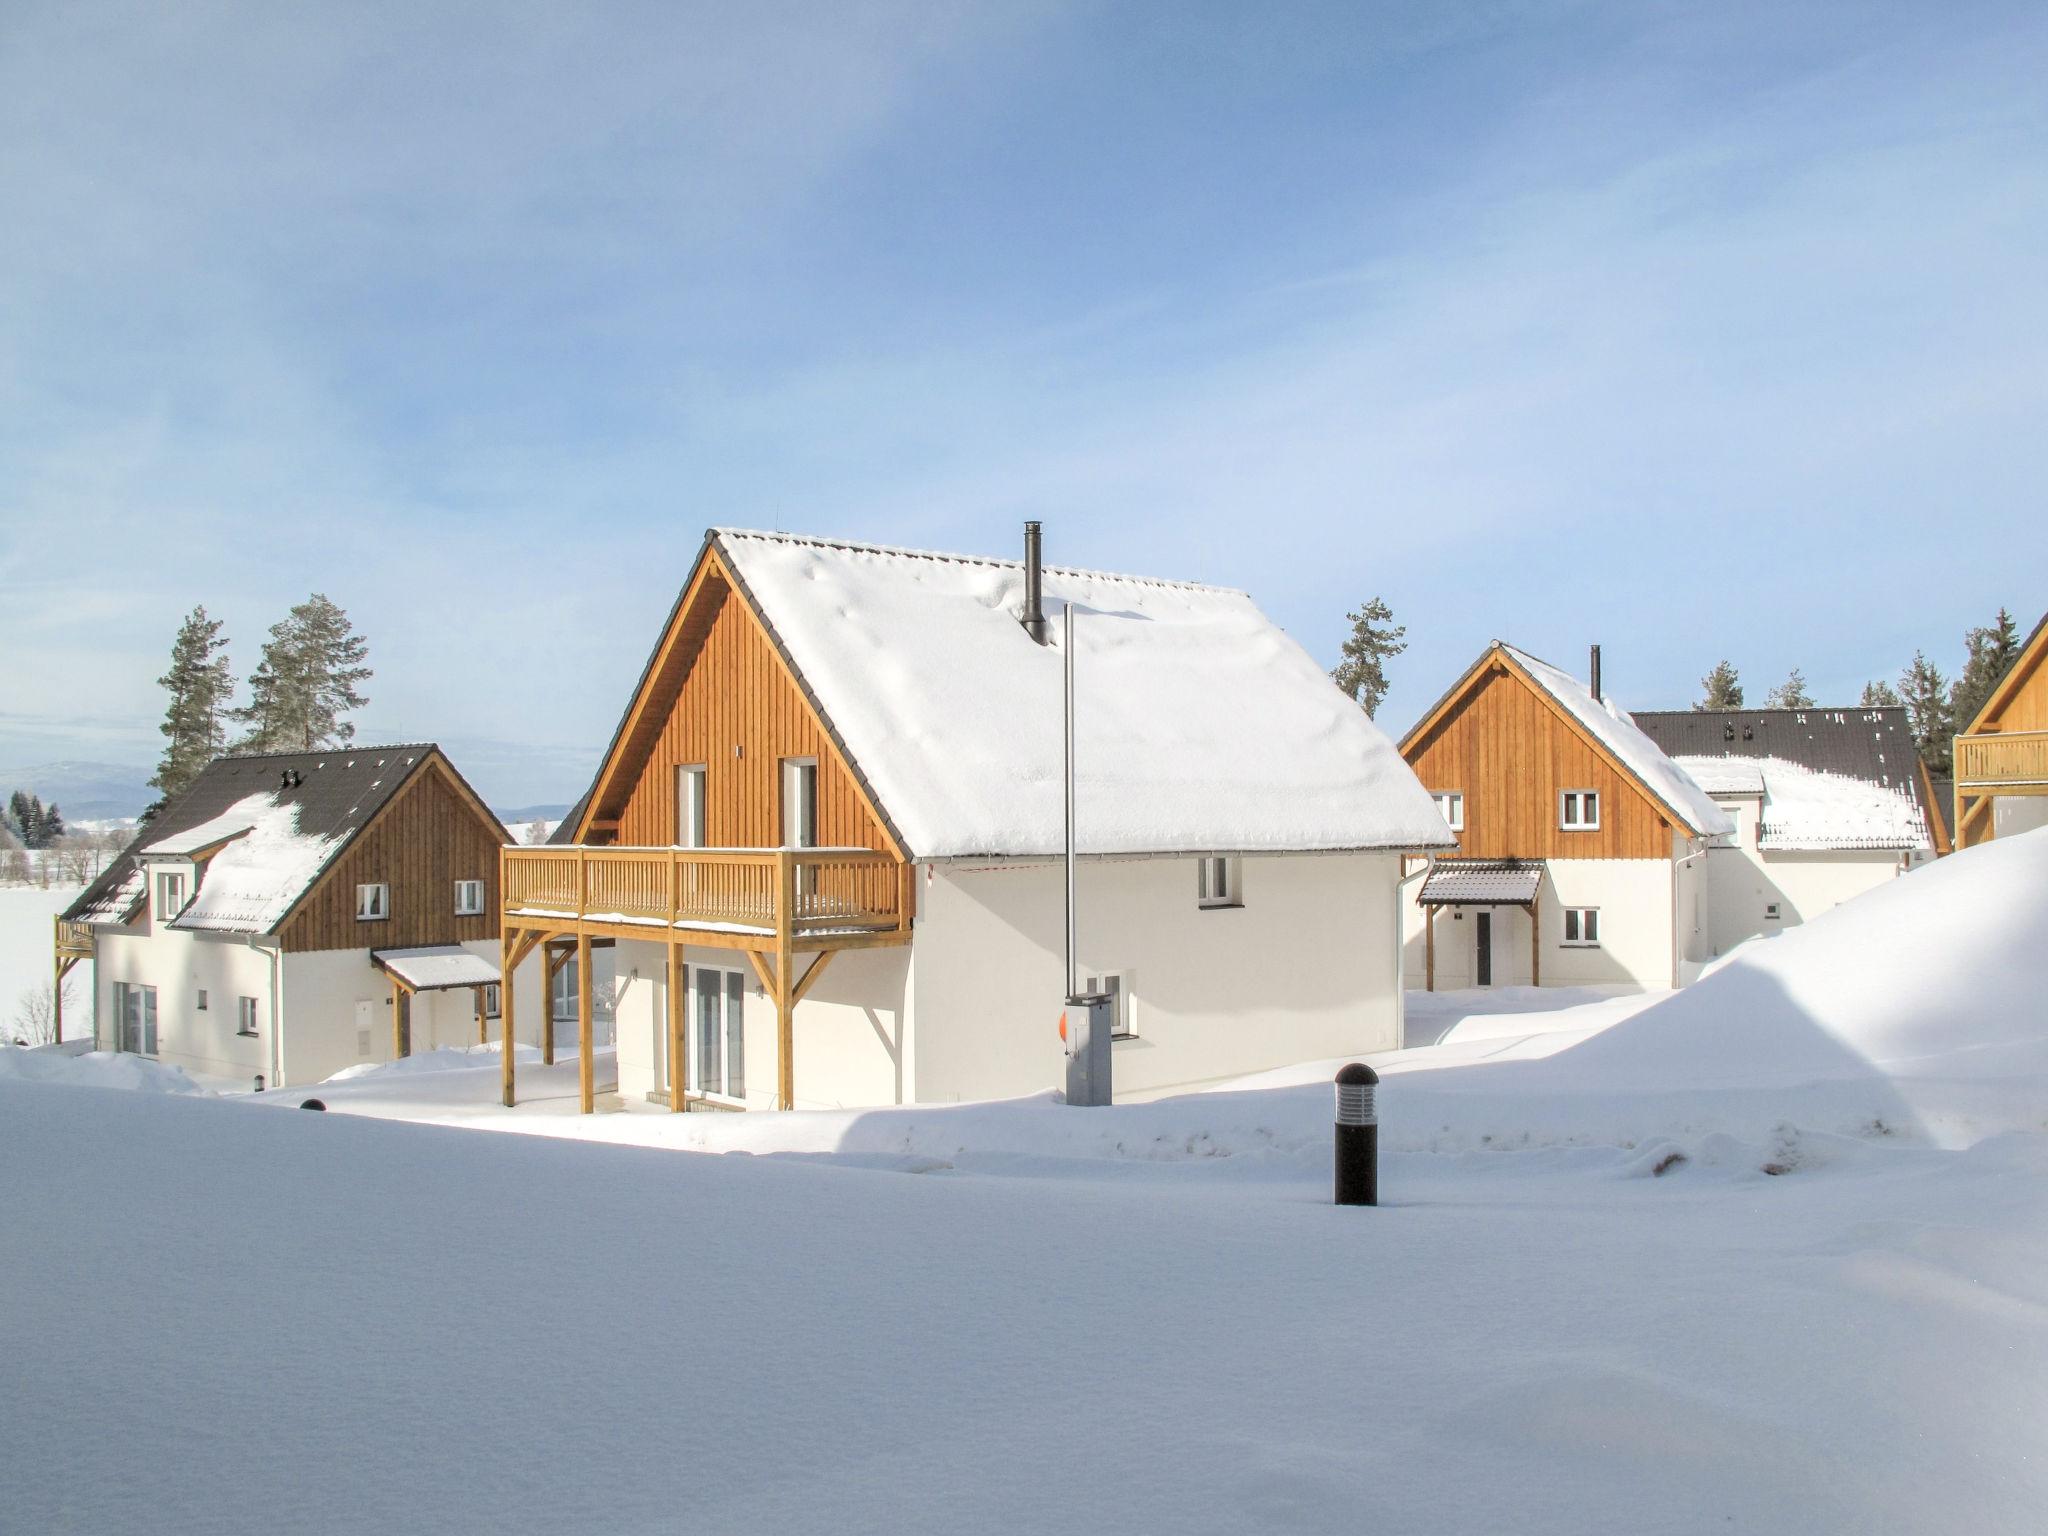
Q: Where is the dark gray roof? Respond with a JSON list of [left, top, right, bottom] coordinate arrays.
[[1419, 858, 1544, 906], [548, 789, 591, 845], [1631, 706, 1936, 829], [1925, 776, 1954, 847], [63, 745, 497, 929]]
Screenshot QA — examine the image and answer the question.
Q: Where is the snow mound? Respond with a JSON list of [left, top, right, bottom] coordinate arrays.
[[0, 1047, 210, 1095], [325, 1043, 542, 1082]]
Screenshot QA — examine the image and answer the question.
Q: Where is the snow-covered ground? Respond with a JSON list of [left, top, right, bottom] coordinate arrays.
[[0, 882, 90, 1038], [5, 832, 2048, 1531]]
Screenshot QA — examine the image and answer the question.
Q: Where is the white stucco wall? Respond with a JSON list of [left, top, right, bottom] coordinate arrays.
[[91, 925, 278, 1085], [1401, 857, 1678, 991], [1699, 791, 1911, 957], [909, 853, 1404, 1104]]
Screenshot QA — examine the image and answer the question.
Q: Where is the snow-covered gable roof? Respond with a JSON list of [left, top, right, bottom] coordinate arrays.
[[374, 945, 502, 991], [714, 529, 1456, 859], [141, 807, 261, 857], [1675, 755, 1931, 851], [1499, 646, 1734, 840], [168, 795, 345, 932]]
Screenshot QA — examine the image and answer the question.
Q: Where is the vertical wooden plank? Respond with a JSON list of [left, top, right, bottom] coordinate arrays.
[[577, 930, 594, 1115]]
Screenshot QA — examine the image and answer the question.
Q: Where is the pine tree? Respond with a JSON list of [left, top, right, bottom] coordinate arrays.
[[1948, 607, 2023, 736], [6, 790, 58, 849], [1899, 650, 1954, 775], [1860, 680, 1902, 707], [1695, 661, 1744, 711], [233, 594, 372, 752], [5, 790, 28, 844], [1329, 598, 1407, 719], [149, 606, 235, 813], [37, 802, 64, 846], [1765, 668, 1814, 709]]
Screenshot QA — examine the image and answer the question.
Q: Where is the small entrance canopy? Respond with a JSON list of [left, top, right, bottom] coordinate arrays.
[[373, 946, 501, 991], [1418, 859, 1544, 906], [1415, 859, 1546, 992], [372, 947, 503, 1060]]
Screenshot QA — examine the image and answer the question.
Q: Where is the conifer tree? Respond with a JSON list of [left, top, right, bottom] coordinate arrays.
[[1765, 668, 1814, 709], [1860, 680, 1902, 707], [233, 594, 372, 752], [1948, 607, 2023, 736], [1695, 660, 1744, 711], [1329, 597, 1407, 719], [148, 606, 234, 815], [1899, 650, 1954, 775], [5, 790, 29, 844]]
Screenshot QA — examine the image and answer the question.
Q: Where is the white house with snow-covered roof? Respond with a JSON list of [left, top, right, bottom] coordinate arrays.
[[58, 745, 527, 1087], [1397, 643, 1734, 992], [499, 524, 1455, 1113]]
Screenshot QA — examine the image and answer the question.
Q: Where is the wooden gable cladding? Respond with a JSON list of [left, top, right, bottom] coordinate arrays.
[[1404, 660, 1672, 861], [1972, 616, 2048, 734], [279, 757, 505, 954], [612, 566, 894, 852]]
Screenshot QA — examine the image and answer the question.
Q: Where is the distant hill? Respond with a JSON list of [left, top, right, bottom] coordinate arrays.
[[493, 803, 571, 825], [0, 761, 154, 822]]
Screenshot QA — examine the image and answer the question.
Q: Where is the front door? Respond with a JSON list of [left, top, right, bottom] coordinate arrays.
[[1475, 911, 1493, 987]]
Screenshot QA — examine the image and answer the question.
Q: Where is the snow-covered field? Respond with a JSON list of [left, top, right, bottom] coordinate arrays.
[[4, 833, 2048, 1531], [0, 882, 90, 1038]]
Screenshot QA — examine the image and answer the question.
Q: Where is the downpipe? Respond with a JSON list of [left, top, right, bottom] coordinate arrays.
[[1670, 840, 1711, 988], [1392, 853, 1437, 1050]]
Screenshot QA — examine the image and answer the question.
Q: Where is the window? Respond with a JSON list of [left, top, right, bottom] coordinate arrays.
[[1562, 908, 1601, 946], [356, 883, 389, 921], [196, 989, 208, 1011], [1765, 902, 1782, 921], [113, 982, 158, 1055], [676, 764, 707, 849], [688, 965, 747, 1100], [482, 982, 501, 1019], [156, 870, 187, 919], [1433, 792, 1465, 832], [237, 996, 260, 1037], [781, 759, 818, 848], [1559, 790, 1601, 830], [454, 879, 485, 916], [1083, 972, 1136, 1040], [1197, 856, 1242, 909]]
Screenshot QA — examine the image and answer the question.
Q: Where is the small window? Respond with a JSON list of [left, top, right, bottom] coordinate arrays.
[[1559, 790, 1601, 830], [237, 996, 260, 1036], [356, 883, 389, 921], [157, 870, 187, 918], [1432, 792, 1465, 832], [1197, 856, 1242, 909], [483, 982, 502, 1019], [1765, 902, 1782, 921], [1562, 908, 1601, 946], [1083, 972, 1135, 1040], [196, 989, 208, 1011], [454, 879, 485, 916]]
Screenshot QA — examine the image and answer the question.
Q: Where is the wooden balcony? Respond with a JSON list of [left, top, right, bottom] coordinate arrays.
[[54, 918, 95, 961], [1955, 730, 2048, 790], [500, 845, 911, 951]]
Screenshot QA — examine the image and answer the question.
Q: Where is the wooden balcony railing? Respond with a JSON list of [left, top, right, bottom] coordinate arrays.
[[501, 846, 908, 938], [1955, 730, 2048, 788], [54, 917, 95, 960]]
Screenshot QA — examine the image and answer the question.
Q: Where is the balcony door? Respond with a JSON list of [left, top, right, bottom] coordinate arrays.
[[782, 758, 818, 907], [689, 965, 746, 1103]]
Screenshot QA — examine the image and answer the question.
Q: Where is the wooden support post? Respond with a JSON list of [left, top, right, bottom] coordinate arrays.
[[577, 930, 594, 1115], [390, 981, 405, 1059], [542, 942, 559, 1065], [52, 949, 64, 1046], [792, 949, 837, 1007], [1528, 896, 1540, 987], [500, 930, 517, 1109], [776, 849, 796, 1111], [1425, 905, 1436, 992], [668, 937, 686, 1113], [475, 985, 487, 1046]]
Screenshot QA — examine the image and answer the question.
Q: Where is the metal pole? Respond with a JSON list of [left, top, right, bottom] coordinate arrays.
[[1335, 1063, 1379, 1206], [1063, 599, 1077, 1000]]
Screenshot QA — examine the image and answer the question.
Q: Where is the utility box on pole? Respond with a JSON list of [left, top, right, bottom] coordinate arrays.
[[1064, 992, 1114, 1107]]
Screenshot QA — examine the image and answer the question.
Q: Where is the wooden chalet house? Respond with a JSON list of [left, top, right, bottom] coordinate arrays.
[[1952, 610, 2048, 849], [498, 526, 1455, 1113], [1397, 644, 1732, 992], [1633, 705, 1941, 955], [55, 745, 518, 1087]]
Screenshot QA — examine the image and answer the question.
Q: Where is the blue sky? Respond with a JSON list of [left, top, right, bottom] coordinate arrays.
[[3, 0, 2044, 807]]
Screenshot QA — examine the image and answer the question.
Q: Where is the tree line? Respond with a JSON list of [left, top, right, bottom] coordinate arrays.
[[147, 595, 372, 817], [1694, 608, 2024, 774]]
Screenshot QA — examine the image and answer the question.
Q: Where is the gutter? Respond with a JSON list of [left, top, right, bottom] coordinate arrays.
[[249, 935, 284, 1089]]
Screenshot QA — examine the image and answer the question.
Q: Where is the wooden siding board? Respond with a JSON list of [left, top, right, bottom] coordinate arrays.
[[612, 574, 892, 854], [279, 759, 505, 954], [1405, 666, 1671, 860]]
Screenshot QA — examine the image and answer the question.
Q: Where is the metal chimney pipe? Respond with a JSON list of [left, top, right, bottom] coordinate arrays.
[[1590, 644, 1603, 704], [1022, 521, 1048, 644]]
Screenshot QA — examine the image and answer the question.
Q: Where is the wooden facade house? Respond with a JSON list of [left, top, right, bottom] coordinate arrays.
[[1396, 643, 1732, 992], [57, 745, 516, 1087], [500, 526, 1455, 1114], [1953, 610, 2048, 849]]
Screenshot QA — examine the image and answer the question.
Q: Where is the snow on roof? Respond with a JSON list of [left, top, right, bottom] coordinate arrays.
[[169, 795, 345, 934], [1676, 755, 1930, 851], [1501, 646, 1733, 839], [141, 808, 259, 857], [716, 530, 1456, 859], [73, 868, 144, 925], [373, 946, 501, 991], [1682, 758, 1766, 795]]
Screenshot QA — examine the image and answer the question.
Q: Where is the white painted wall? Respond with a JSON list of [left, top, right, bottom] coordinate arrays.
[[1401, 857, 1678, 991], [1699, 790, 1913, 957], [1993, 795, 2048, 838], [90, 925, 277, 1085]]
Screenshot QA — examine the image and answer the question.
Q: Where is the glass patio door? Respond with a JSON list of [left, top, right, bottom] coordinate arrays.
[[689, 966, 746, 1102]]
